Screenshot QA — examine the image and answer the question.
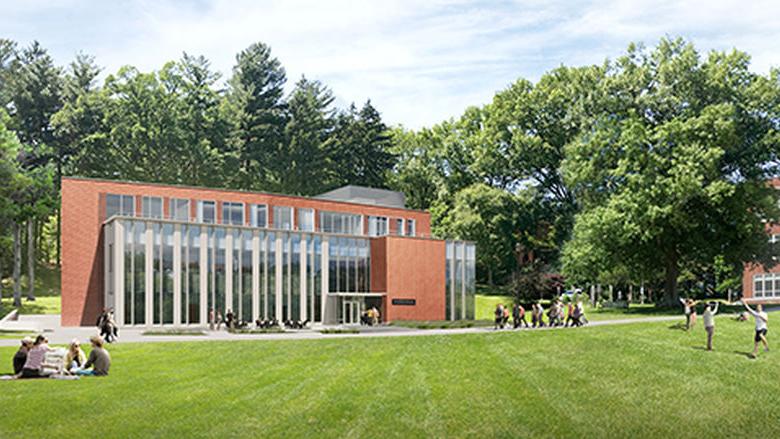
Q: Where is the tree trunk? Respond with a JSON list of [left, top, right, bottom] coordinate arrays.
[[609, 285, 614, 302], [487, 268, 493, 286], [13, 221, 22, 307], [27, 219, 36, 301], [664, 256, 679, 305]]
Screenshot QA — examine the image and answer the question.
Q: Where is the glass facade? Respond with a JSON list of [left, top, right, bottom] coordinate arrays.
[[107, 217, 474, 326], [445, 241, 476, 320]]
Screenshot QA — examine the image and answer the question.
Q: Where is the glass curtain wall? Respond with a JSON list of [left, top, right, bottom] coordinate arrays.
[[115, 219, 369, 326], [444, 241, 476, 320]]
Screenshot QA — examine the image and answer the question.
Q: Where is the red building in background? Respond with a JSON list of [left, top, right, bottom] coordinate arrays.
[[742, 179, 780, 304], [61, 177, 475, 327]]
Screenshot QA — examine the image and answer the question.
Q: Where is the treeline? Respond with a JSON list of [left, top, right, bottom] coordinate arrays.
[[0, 39, 394, 306], [2, 37, 780, 305]]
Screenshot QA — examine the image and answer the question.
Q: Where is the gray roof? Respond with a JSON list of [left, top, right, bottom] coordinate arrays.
[[315, 185, 406, 209]]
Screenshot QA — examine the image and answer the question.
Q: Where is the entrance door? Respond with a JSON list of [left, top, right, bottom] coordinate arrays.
[[342, 299, 361, 325]]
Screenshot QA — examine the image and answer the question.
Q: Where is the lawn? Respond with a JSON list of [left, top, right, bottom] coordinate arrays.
[[0, 295, 61, 316], [0, 318, 777, 438]]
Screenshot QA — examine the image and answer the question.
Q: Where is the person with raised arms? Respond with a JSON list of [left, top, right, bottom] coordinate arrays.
[[743, 300, 769, 359]]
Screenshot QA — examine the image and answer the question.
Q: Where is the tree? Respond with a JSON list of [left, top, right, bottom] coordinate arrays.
[[279, 76, 336, 195], [442, 183, 522, 285], [226, 42, 287, 190], [562, 39, 780, 302], [330, 101, 395, 189]]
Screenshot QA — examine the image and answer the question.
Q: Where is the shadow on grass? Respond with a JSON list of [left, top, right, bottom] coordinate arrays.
[[668, 323, 688, 331], [733, 351, 755, 359]]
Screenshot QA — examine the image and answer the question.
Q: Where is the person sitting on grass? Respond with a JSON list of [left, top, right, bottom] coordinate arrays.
[[12, 337, 33, 376], [702, 302, 719, 351], [743, 301, 769, 359], [20, 335, 53, 378], [64, 339, 87, 373], [76, 336, 111, 376]]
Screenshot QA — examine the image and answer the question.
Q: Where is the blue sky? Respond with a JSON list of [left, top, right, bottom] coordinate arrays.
[[3, 0, 779, 128]]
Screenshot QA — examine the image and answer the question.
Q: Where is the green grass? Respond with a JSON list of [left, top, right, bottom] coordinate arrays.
[[0, 317, 777, 437], [0, 295, 61, 316], [142, 329, 208, 336], [391, 320, 493, 329], [0, 330, 34, 340]]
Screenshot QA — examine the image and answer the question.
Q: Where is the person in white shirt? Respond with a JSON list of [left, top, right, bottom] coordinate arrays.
[[702, 302, 719, 350], [679, 298, 698, 330], [743, 301, 769, 359]]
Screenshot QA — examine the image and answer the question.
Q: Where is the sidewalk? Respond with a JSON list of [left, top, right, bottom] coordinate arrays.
[[0, 314, 684, 347]]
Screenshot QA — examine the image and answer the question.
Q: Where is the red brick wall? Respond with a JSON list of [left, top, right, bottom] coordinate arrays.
[[61, 177, 433, 326], [377, 236, 446, 322]]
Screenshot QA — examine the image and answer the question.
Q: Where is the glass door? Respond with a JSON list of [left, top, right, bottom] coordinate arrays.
[[342, 299, 361, 325]]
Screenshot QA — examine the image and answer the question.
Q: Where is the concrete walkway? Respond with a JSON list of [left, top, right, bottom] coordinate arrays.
[[0, 314, 686, 347]]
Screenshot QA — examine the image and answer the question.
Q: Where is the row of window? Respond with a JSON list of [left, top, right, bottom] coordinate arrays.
[[753, 273, 780, 298], [106, 194, 416, 236]]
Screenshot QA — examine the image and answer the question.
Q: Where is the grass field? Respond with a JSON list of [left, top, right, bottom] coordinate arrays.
[[0, 295, 61, 316], [0, 317, 776, 438]]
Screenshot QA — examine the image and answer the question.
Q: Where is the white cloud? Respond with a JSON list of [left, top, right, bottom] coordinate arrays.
[[2, 0, 779, 128]]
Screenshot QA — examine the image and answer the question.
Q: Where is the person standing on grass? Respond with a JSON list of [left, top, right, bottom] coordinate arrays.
[[743, 301, 769, 359], [77, 336, 111, 376], [536, 303, 545, 328], [702, 302, 719, 350], [494, 303, 504, 329], [513, 303, 528, 328], [680, 298, 698, 330]]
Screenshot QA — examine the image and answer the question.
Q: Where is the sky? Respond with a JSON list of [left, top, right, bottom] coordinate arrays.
[[3, 0, 780, 128]]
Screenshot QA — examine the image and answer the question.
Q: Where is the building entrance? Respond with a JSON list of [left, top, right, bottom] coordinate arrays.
[[342, 299, 362, 325]]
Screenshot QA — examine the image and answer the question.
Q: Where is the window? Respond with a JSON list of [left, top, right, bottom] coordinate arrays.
[[368, 216, 388, 236], [298, 208, 314, 232], [406, 219, 416, 237], [142, 196, 163, 219], [106, 194, 134, 219], [222, 202, 244, 226], [197, 200, 216, 224], [320, 211, 362, 235], [251, 204, 268, 228], [170, 198, 190, 221], [395, 218, 404, 236], [754, 273, 780, 298], [273, 206, 294, 230]]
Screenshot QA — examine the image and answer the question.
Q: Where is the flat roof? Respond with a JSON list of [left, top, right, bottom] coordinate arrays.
[[63, 176, 428, 214]]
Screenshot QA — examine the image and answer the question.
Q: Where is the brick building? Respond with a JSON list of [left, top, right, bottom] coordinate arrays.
[[61, 177, 475, 327]]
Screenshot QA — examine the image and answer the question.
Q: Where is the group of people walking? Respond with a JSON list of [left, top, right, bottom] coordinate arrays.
[[494, 299, 587, 330], [681, 298, 769, 358], [9, 334, 111, 379]]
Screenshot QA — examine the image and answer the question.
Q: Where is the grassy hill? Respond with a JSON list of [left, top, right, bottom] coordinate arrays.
[[0, 317, 776, 438]]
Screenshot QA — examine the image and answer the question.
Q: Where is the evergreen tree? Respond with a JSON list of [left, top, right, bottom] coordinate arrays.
[[280, 76, 335, 195], [226, 42, 287, 190]]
